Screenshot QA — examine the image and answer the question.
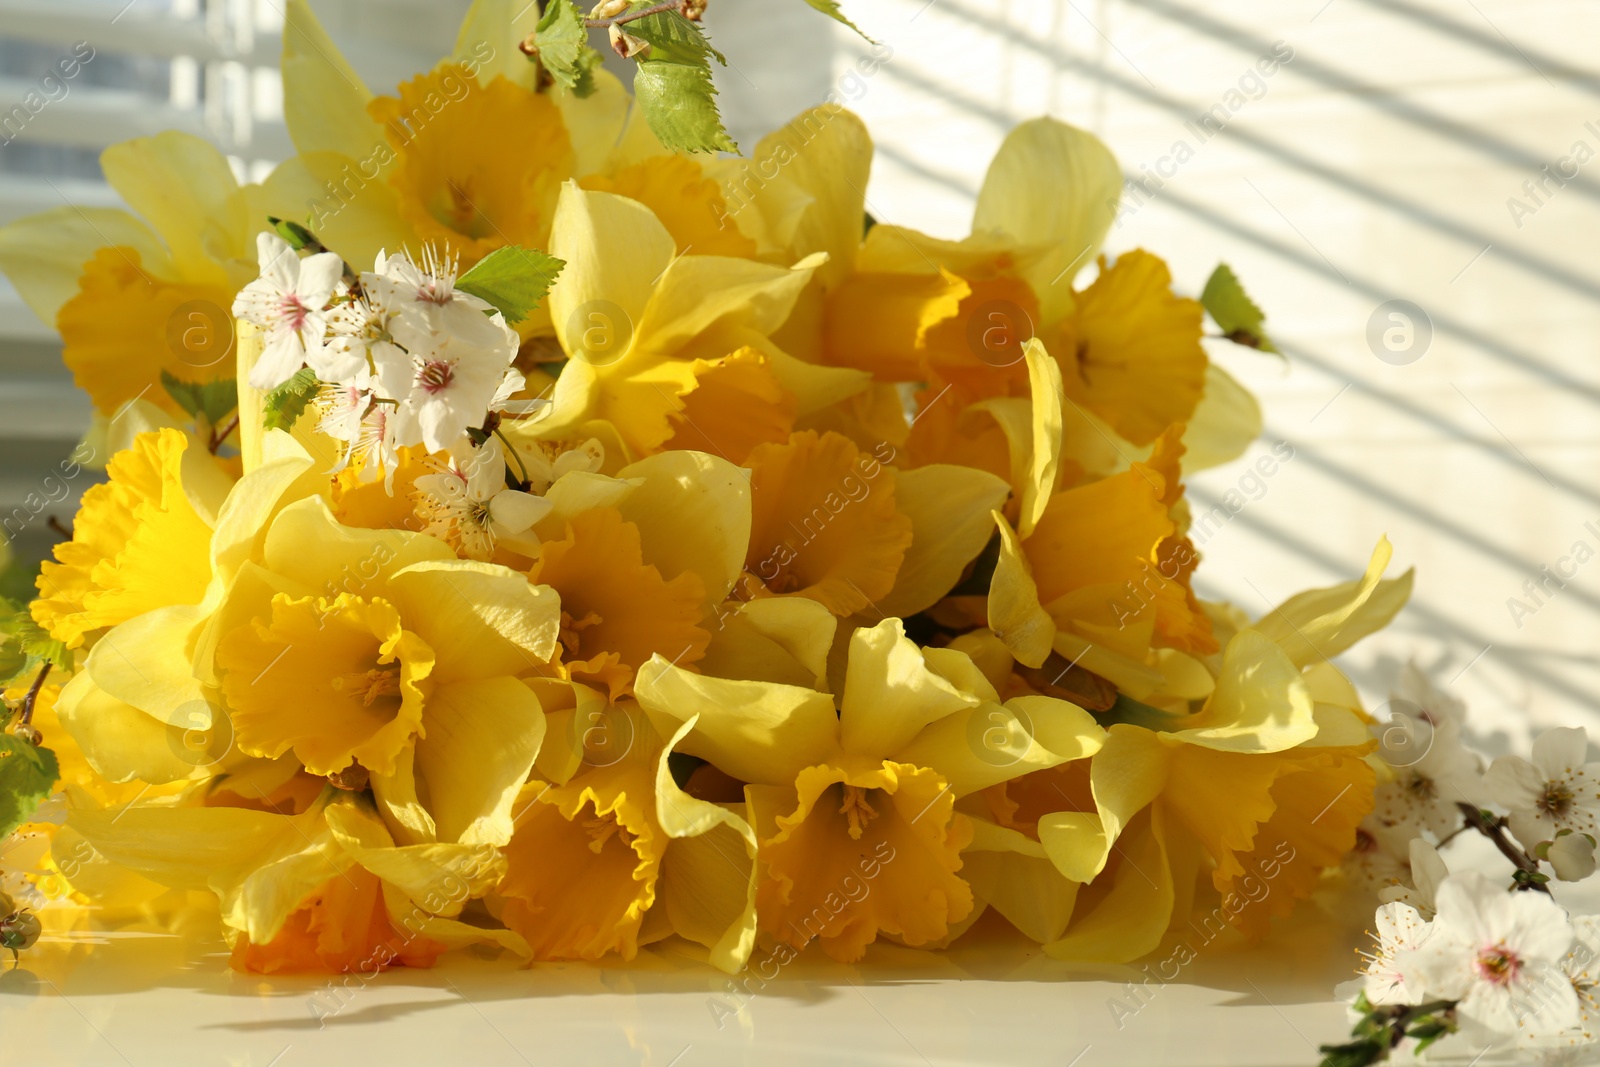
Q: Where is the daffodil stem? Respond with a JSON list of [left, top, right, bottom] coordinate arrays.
[[1455, 801, 1550, 893], [493, 427, 532, 491], [19, 663, 50, 728], [586, 1, 682, 28]]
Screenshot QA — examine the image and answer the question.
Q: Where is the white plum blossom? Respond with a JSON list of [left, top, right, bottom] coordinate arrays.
[[1485, 727, 1600, 854], [1398, 872, 1580, 1034], [375, 330, 515, 453], [1363, 901, 1435, 1007], [367, 247, 507, 354], [1394, 659, 1468, 731], [1545, 831, 1599, 883], [319, 292, 406, 382], [413, 437, 551, 562], [233, 232, 344, 390], [1518, 915, 1600, 1054], [1371, 714, 1484, 840]]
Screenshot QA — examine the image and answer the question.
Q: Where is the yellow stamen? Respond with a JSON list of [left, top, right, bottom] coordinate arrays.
[[332, 667, 402, 706], [582, 814, 634, 855], [559, 610, 604, 656], [839, 785, 878, 840]]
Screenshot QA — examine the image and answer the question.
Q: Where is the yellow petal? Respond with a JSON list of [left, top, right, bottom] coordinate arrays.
[[1181, 362, 1263, 473], [548, 184, 676, 357], [896, 695, 1105, 798], [414, 677, 545, 846], [878, 464, 1010, 619], [100, 132, 249, 286], [987, 512, 1056, 669], [1175, 629, 1318, 753], [451, 0, 544, 89], [634, 657, 840, 786], [617, 449, 752, 609], [282, 0, 380, 159], [263, 496, 454, 595], [581, 154, 756, 259], [961, 818, 1081, 944], [838, 618, 981, 759], [553, 69, 635, 173], [255, 153, 413, 276], [0, 207, 169, 324], [1020, 337, 1065, 538], [386, 559, 562, 679], [85, 603, 211, 726], [1248, 537, 1413, 669], [53, 669, 207, 785], [733, 106, 873, 285], [324, 799, 505, 916], [1044, 808, 1174, 962], [635, 251, 819, 360], [973, 117, 1122, 322], [698, 596, 836, 691]]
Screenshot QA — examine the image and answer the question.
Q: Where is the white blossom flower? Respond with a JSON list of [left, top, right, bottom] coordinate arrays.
[[1344, 819, 1414, 899], [1380, 838, 1452, 919], [1485, 727, 1600, 854], [1371, 715, 1483, 839], [367, 247, 506, 354], [233, 232, 343, 390], [1398, 871, 1579, 1034], [1518, 915, 1600, 1054], [1393, 659, 1468, 731], [413, 438, 551, 561], [374, 331, 510, 453], [319, 292, 405, 382], [1363, 901, 1434, 1006]]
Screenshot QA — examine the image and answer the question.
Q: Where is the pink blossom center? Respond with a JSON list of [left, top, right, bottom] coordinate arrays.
[[278, 293, 311, 332], [1474, 943, 1523, 986], [416, 281, 453, 306], [417, 360, 456, 394]]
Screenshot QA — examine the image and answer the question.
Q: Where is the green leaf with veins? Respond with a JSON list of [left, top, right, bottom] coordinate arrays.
[[799, 0, 875, 41], [626, 8, 737, 154], [455, 246, 565, 325], [1200, 263, 1279, 354], [0, 733, 59, 840], [262, 367, 320, 432], [160, 371, 238, 427], [533, 0, 603, 97]]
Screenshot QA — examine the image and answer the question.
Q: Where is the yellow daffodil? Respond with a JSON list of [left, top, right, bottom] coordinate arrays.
[[523, 183, 867, 463], [637, 615, 1100, 962], [495, 703, 757, 969], [0, 133, 260, 422]]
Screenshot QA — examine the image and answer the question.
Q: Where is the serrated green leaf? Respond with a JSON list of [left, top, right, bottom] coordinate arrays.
[[624, 8, 737, 155], [1200, 263, 1278, 354], [799, 0, 875, 40], [455, 246, 565, 325], [0, 734, 59, 840], [263, 367, 320, 432], [160, 370, 238, 426], [628, 7, 727, 65], [533, 0, 603, 97]]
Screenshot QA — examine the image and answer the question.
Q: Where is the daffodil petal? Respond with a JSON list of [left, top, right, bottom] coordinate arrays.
[[0, 207, 170, 324], [101, 132, 249, 287], [386, 559, 562, 678], [1176, 629, 1318, 752], [324, 800, 505, 917], [414, 677, 545, 847], [987, 512, 1055, 669], [617, 449, 751, 609], [878, 464, 1010, 619], [548, 184, 676, 356], [839, 618, 981, 759], [282, 0, 380, 159], [53, 669, 207, 784], [1248, 537, 1413, 669], [1181, 362, 1263, 473]]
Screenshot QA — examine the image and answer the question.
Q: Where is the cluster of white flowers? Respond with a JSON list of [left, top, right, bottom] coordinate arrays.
[[1340, 663, 1600, 1061], [232, 233, 601, 562]]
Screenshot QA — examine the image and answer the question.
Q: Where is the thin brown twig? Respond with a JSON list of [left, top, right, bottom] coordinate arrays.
[[1456, 801, 1551, 893], [19, 663, 50, 728], [209, 413, 240, 453]]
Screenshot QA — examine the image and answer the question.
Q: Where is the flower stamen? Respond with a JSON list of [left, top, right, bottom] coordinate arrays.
[[840, 785, 878, 840]]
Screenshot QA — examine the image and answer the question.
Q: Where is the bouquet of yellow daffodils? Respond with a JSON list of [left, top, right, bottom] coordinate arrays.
[[0, 0, 1411, 980]]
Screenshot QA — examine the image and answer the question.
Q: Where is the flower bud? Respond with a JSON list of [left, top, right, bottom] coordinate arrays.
[[592, 0, 630, 18], [681, 0, 708, 20], [1543, 830, 1598, 882], [8, 722, 41, 747], [0, 910, 40, 956], [609, 24, 651, 59]]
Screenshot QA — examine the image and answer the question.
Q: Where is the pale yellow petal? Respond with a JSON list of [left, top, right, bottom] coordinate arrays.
[[1175, 629, 1317, 753], [634, 252, 821, 360], [386, 559, 562, 679], [838, 618, 981, 759], [962, 818, 1080, 944], [324, 801, 505, 917], [698, 597, 836, 690], [633, 657, 840, 786], [263, 496, 454, 594], [895, 695, 1104, 797], [1180, 362, 1263, 473], [85, 603, 210, 727], [548, 184, 676, 357], [1248, 537, 1413, 669], [0, 207, 170, 324], [101, 132, 249, 286], [53, 669, 208, 785], [282, 0, 380, 159], [1044, 809, 1174, 962], [987, 512, 1055, 669], [1020, 337, 1065, 537], [617, 449, 751, 609], [878, 465, 1010, 619], [413, 677, 545, 846], [973, 117, 1122, 322], [451, 0, 544, 89]]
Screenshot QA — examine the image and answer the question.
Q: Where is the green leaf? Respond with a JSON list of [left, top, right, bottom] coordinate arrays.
[[533, 0, 603, 97], [268, 216, 317, 251], [0, 734, 59, 840], [262, 367, 320, 432], [160, 370, 238, 427], [799, 0, 875, 41], [0, 604, 69, 676], [1200, 263, 1278, 354], [455, 246, 565, 325], [627, 9, 737, 155]]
